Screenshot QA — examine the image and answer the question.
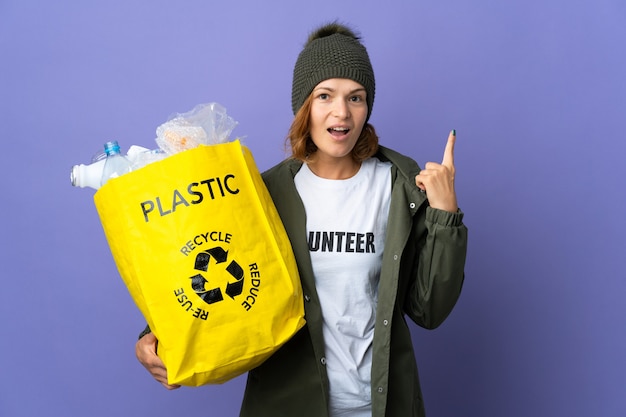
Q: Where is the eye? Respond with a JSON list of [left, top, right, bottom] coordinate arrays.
[[350, 95, 364, 103], [318, 93, 330, 100]]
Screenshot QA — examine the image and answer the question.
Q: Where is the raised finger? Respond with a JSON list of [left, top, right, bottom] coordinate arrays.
[[441, 129, 456, 167]]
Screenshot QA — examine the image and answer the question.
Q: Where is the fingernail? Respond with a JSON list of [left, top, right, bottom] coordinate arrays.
[[452, 129, 456, 136]]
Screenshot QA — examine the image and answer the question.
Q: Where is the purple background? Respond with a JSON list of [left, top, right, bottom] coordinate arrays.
[[1, 1, 624, 416]]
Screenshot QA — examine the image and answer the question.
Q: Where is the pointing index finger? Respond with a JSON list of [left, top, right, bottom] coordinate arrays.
[[441, 129, 456, 167]]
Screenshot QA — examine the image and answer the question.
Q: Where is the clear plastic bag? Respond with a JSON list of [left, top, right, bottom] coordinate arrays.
[[155, 103, 238, 155]]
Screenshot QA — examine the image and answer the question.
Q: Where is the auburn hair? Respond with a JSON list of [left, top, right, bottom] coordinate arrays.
[[286, 94, 379, 163]]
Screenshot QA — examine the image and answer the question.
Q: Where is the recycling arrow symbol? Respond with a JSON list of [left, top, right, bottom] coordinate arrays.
[[190, 246, 244, 305]]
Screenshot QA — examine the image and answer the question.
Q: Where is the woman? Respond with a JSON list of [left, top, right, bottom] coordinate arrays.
[[137, 22, 468, 417]]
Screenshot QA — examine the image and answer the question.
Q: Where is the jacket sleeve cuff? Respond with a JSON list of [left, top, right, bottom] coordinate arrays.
[[138, 324, 151, 340], [425, 207, 465, 227]]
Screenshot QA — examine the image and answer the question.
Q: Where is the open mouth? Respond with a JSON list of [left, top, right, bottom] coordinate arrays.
[[328, 127, 350, 136]]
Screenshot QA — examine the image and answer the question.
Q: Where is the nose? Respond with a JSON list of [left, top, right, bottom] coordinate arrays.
[[332, 99, 350, 119]]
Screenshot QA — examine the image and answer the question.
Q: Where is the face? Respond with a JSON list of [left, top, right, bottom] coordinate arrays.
[[308, 78, 368, 168]]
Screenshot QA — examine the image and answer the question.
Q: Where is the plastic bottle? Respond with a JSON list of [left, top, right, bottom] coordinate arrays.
[[70, 158, 106, 189], [127, 145, 166, 170], [100, 141, 132, 186], [70, 141, 132, 190]]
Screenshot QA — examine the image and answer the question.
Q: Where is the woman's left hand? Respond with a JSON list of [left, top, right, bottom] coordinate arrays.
[[415, 130, 458, 213]]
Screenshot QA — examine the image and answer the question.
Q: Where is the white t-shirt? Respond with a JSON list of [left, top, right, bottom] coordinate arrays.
[[294, 158, 392, 416]]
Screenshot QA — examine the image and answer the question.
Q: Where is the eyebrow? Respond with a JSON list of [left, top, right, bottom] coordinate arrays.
[[313, 86, 367, 95]]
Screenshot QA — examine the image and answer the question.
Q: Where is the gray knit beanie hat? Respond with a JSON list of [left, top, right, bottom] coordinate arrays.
[[291, 22, 375, 121]]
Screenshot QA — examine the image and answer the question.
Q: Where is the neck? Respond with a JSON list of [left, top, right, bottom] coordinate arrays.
[[307, 159, 361, 180]]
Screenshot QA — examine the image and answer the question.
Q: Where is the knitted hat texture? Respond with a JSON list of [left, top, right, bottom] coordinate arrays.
[[291, 25, 375, 121]]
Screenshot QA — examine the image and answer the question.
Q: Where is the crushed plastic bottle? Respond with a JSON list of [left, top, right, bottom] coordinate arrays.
[[100, 141, 132, 186], [71, 141, 134, 190], [70, 158, 106, 189], [127, 145, 166, 170]]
